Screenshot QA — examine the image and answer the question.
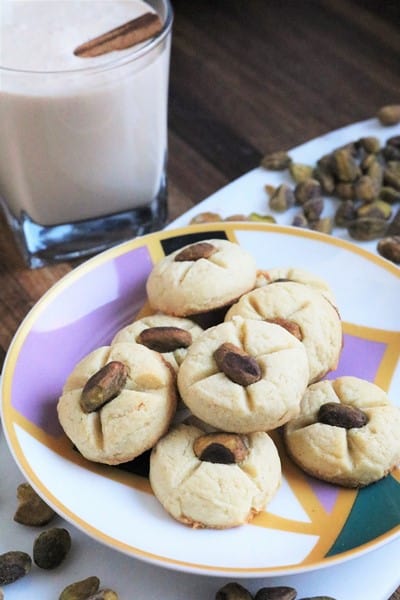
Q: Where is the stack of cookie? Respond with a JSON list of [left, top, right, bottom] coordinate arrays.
[[57, 238, 400, 529]]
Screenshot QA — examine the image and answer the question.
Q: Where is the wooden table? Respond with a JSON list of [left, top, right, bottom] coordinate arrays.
[[0, 1, 399, 597]]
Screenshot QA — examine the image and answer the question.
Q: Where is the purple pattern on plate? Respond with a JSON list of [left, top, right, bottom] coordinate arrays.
[[11, 246, 153, 437], [309, 479, 339, 514], [327, 333, 388, 381]]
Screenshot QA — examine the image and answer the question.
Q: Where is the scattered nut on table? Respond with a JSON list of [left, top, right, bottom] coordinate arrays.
[[14, 482, 56, 526], [0, 550, 32, 585], [377, 104, 400, 126], [87, 590, 119, 599], [190, 107, 400, 264], [214, 582, 338, 600], [215, 582, 253, 600], [254, 586, 297, 600], [33, 527, 72, 569]]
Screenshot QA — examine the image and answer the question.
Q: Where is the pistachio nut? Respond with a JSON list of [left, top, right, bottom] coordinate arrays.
[[224, 214, 249, 221], [291, 213, 309, 228], [310, 217, 334, 234], [0, 551, 32, 585], [384, 165, 400, 190], [384, 139, 400, 160], [137, 326, 192, 352], [379, 186, 400, 204], [347, 217, 387, 241], [303, 197, 324, 222], [260, 150, 292, 170], [189, 212, 222, 224], [175, 241, 217, 261], [294, 178, 322, 205], [382, 143, 400, 161], [366, 157, 384, 187], [318, 402, 368, 429], [248, 212, 276, 223], [334, 182, 355, 200], [14, 482, 56, 527], [265, 317, 303, 340], [377, 104, 400, 126], [331, 147, 361, 182], [316, 152, 333, 171], [334, 200, 357, 227], [254, 586, 297, 600], [360, 151, 378, 172], [268, 183, 295, 212], [353, 174, 380, 202], [358, 136, 381, 154], [33, 527, 72, 570], [313, 164, 335, 194], [377, 236, 400, 264], [80, 361, 129, 413], [193, 432, 249, 464], [289, 162, 314, 183], [214, 342, 262, 386], [357, 200, 392, 220], [88, 591, 119, 600], [264, 183, 276, 197], [59, 576, 100, 600], [215, 581, 253, 600]]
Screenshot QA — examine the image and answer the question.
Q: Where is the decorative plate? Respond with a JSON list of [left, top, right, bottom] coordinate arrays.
[[1, 221, 399, 577]]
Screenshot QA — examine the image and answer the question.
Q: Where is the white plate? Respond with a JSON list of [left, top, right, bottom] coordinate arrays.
[[1, 216, 399, 578]]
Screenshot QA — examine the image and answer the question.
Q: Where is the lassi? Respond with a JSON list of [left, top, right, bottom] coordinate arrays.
[[0, 0, 172, 264]]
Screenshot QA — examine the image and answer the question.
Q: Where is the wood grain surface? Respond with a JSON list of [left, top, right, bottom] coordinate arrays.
[[0, 2, 399, 597]]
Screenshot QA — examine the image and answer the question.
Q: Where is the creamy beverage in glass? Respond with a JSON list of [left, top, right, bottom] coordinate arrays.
[[0, 0, 172, 267]]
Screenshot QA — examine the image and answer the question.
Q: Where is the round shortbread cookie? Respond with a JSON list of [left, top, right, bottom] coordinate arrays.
[[111, 314, 204, 372], [177, 316, 309, 433], [255, 266, 337, 306], [225, 280, 342, 383], [284, 376, 400, 487], [57, 342, 177, 465], [149, 423, 281, 528], [146, 238, 257, 317]]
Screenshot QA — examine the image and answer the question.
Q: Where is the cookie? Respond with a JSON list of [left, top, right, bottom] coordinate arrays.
[[255, 266, 337, 306], [225, 280, 342, 383], [111, 314, 204, 372], [149, 423, 281, 528], [284, 376, 400, 487], [177, 316, 309, 433], [146, 239, 257, 317], [57, 342, 177, 465]]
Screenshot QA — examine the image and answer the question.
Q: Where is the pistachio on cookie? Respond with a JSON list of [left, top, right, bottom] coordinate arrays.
[[146, 238, 258, 317], [149, 424, 281, 529], [58, 342, 177, 465], [111, 314, 203, 372], [80, 361, 128, 413], [284, 376, 400, 487]]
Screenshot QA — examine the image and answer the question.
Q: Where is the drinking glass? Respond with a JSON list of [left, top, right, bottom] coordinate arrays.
[[0, 0, 173, 268]]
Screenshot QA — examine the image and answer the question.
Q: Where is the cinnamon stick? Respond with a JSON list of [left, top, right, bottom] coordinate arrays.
[[74, 12, 163, 58]]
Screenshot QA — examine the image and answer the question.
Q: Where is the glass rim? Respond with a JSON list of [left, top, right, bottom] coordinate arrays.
[[0, 0, 173, 77]]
